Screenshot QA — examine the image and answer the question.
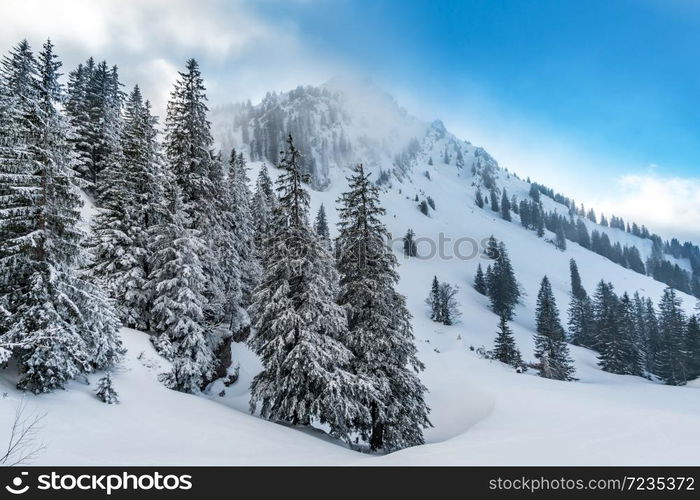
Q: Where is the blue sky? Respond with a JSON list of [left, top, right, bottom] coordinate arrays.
[[1, 0, 699, 240], [259, 0, 700, 241], [251, 0, 700, 179]]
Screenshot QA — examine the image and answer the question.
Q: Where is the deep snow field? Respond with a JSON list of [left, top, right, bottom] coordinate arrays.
[[1, 135, 699, 466]]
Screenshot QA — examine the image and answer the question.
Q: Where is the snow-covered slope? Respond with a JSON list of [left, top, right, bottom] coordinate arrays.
[[2, 83, 698, 466]]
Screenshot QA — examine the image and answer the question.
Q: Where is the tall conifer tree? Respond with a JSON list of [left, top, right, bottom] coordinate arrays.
[[336, 163, 430, 452]]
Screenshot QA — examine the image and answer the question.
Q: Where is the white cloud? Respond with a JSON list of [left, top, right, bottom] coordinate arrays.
[[0, 0, 340, 118], [592, 172, 700, 243]]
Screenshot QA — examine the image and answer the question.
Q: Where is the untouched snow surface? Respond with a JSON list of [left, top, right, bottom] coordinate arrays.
[[1, 150, 699, 466]]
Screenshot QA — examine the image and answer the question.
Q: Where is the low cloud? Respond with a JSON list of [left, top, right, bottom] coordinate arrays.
[[592, 172, 700, 244], [0, 0, 339, 118]]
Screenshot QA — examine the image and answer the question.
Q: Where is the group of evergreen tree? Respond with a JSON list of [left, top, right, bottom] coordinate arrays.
[[473, 247, 572, 380], [0, 40, 122, 393], [1, 40, 430, 451], [249, 144, 430, 451], [474, 180, 700, 300], [80, 57, 261, 393], [474, 238, 520, 320], [566, 259, 700, 384], [426, 277, 461, 325]]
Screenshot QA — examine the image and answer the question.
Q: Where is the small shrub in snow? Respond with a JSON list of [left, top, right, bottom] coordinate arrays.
[[419, 200, 429, 215], [95, 373, 119, 404]]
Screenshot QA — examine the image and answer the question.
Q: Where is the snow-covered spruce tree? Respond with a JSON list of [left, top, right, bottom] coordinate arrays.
[[64, 58, 124, 196], [163, 59, 225, 332], [121, 91, 169, 330], [487, 242, 520, 320], [591, 280, 618, 353], [427, 276, 442, 322], [92, 63, 125, 204], [555, 223, 567, 250], [484, 235, 499, 260], [251, 164, 277, 260], [313, 203, 332, 250], [88, 86, 168, 331], [64, 58, 92, 179], [474, 263, 488, 295], [403, 229, 417, 257], [534, 276, 575, 381], [248, 135, 370, 442], [205, 153, 235, 337], [598, 292, 642, 376], [494, 314, 523, 369], [336, 162, 430, 452], [642, 297, 661, 375], [490, 188, 499, 212], [500, 188, 511, 221], [0, 40, 121, 393], [228, 150, 261, 314], [631, 292, 650, 374], [475, 188, 484, 208], [567, 259, 595, 347], [95, 372, 119, 404], [148, 184, 216, 393], [656, 288, 687, 385], [684, 314, 700, 381]]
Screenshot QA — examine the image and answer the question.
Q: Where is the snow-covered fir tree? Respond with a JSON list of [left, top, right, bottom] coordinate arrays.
[[120, 90, 170, 330], [427, 276, 442, 322], [598, 292, 642, 376], [656, 288, 687, 385], [534, 276, 575, 381], [500, 188, 511, 221], [486, 242, 520, 320], [555, 223, 567, 250], [148, 184, 216, 393], [313, 203, 332, 250], [0, 40, 121, 393], [494, 314, 523, 369], [89, 85, 167, 331], [684, 314, 700, 381], [95, 372, 119, 404], [484, 235, 499, 260], [592, 280, 618, 353], [642, 297, 661, 375], [248, 135, 370, 443], [631, 292, 651, 374], [490, 188, 499, 212], [403, 228, 418, 257], [336, 162, 430, 452], [567, 259, 595, 347], [207, 153, 235, 333], [474, 263, 488, 295], [475, 188, 484, 208], [251, 164, 277, 260], [65, 57, 124, 196], [227, 150, 261, 318], [163, 59, 225, 333]]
